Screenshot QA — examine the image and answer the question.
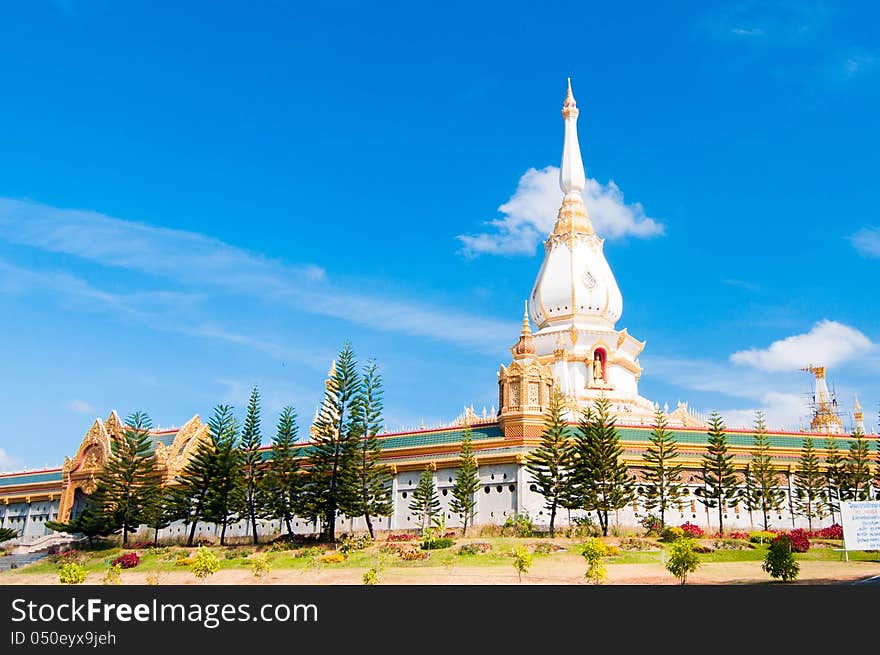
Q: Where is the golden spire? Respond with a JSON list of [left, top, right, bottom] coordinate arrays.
[[511, 300, 535, 357], [562, 77, 578, 118], [521, 300, 532, 335]]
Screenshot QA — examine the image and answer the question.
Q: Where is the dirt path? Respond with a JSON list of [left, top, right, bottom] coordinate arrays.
[[5, 558, 880, 586]]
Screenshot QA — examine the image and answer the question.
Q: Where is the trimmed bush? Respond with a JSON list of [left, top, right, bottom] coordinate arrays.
[[660, 526, 685, 543], [763, 534, 799, 582], [189, 547, 220, 579], [421, 537, 455, 550], [59, 563, 87, 585], [319, 551, 346, 564], [749, 531, 776, 544], [458, 542, 492, 555]]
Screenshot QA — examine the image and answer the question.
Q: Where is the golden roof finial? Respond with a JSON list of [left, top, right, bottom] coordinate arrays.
[[854, 394, 862, 411], [521, 300, 531, 336], [562, 77, 578, 119]]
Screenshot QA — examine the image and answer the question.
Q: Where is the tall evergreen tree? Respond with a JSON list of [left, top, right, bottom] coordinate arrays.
[[264, 406, 303, 539], [741, 464, 756, 529], [824, 438, 845, 524], [409, 466, 441, 531], [525, 389, 572, 537], [842, 430, 872, 501], [449, 427, 479, 535], [143, 489, 174, 548], [46, 503, 112, 548], [794, 436, 826, 531], [571, 398, 634, 537], [204, 404, 243, 546], [640, 408, 685, 529], [747, 411, 784, 531], [697, 411, 738, 536], [171, 421, 219, 547], [307, 343, 361, 542], [90, 412, 163, 545], [239, 386, 264, 544], [349, 360, 391, 539]]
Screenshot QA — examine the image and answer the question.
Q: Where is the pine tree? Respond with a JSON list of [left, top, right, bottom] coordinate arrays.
[[46, 503, 112, 548], [571, 398, 635, 537], [794, 436, 826, 531], [143, 488, 174, 548], [697, 411, 738, 536], [170, 420, 218, 547], [525, 389, 572, 537], [204, 404, 243, 546], [264, 406, 303, 539], [306, 343, 361, 542], [90, 412, 163, 545], [409, 466, 441, 531], [349, 360, 391, 539], [824, 438, 845, 524], [842, 430, 872, 501], [239, 386, 264, 544], [741, 464, 756, 528], [748, 411, 784, 531], [449, 427, 479, 535], [640, 408, 685, 529]]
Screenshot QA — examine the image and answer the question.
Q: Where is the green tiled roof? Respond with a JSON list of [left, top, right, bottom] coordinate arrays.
[[378, 425, 502, 450], [0, 471, 62, 488]]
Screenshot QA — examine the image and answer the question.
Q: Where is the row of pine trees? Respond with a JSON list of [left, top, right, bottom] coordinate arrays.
[[49, 343, 396, 546], [525, 389, 880, 537], [47, 341, 879, 546]]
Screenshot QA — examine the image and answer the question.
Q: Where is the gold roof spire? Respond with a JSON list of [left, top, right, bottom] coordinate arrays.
[[521, 300, 532, 335]]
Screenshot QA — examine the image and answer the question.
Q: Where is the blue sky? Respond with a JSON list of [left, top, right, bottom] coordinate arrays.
[[1, 1, 878, 470]]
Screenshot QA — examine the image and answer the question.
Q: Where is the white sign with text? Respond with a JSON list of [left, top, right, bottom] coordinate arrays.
[[840, 501, 880, 551]]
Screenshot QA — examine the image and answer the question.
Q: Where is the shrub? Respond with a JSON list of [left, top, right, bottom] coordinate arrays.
[[51, 550, 86, 565], [530, 541, 563, 554], [618, 537, 658, 552], [818, 524, 843, 540], [581, 538, 608, 584], [763, 535, 799, 582], [458, 542, 492, 555], [421, 537, 455, 550], [339, 533, 372, 554], [679, 522, 704, 538], [363, 568, 379, 585], [660, 526, 685, 543], [398, 547, 429, 561], [512, 546, 532, 582], [691, 543, 714, 554], [386, 533, 417, 542], [787, 529, 811, 553], [174, 553, 196, 567], [293, 546, 323, 559], [565, 515, 601, 538], [749, 531, 777, 545], [712, 538, 753, 551], [250, 552, 270, 578], [319, 551, 346, 564], [729, 531, 750, 540], [502, 513, 535, 538], [145, 571, 160, 586], [59, 563, 87, 585], [605, 545, 620, 556], [102, 564, 121, 585], [639, 514, 663, 536], [189, 547, 220, 579], [666, 538, 701, 585], [110, 552, 140, 569]]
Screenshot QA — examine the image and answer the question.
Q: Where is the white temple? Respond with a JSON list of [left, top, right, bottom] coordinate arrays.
[[523, 79, 702, 427]]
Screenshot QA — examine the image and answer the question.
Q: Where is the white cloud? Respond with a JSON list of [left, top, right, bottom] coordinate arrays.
[[0, 198, 514, 353], [67, 400, 94, 414], [730, 320, 874, 372], [0, 448, 23, 471], [457, 166, 664, 256], [851, 226, 880, 257], [720, 392, 809, 431]]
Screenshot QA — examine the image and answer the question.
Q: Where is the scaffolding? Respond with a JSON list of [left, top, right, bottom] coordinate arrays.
[[801, 365, 845, 434]]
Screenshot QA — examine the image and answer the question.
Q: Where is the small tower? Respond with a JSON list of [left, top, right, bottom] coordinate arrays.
[[801, 365, 844, 434], [853, 396, 866, 434], [497, 302, 555, 439]]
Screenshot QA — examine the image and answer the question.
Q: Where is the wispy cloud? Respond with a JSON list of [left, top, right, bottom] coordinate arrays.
[[66, 400, 94, 414], [699, 1, 832, 45], [0, 448, 24, 472], [851, 226, 880, 257], [730, 320, 874, 372], [457, 166, 664, 257], [0, 198, 515, 353]]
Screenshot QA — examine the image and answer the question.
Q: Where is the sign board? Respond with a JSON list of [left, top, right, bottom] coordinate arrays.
[[839, 501, 880, 551]]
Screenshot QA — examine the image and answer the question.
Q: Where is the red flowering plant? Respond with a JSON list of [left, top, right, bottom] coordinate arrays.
[[785, 529, 811, 553], [728, 531, 750, 540], [679, 522, 704, 538], [386, 533, 417, 542], [818, 524, 843, 540], [128, 541, 154, 550], [110, 552, 141, 569]]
